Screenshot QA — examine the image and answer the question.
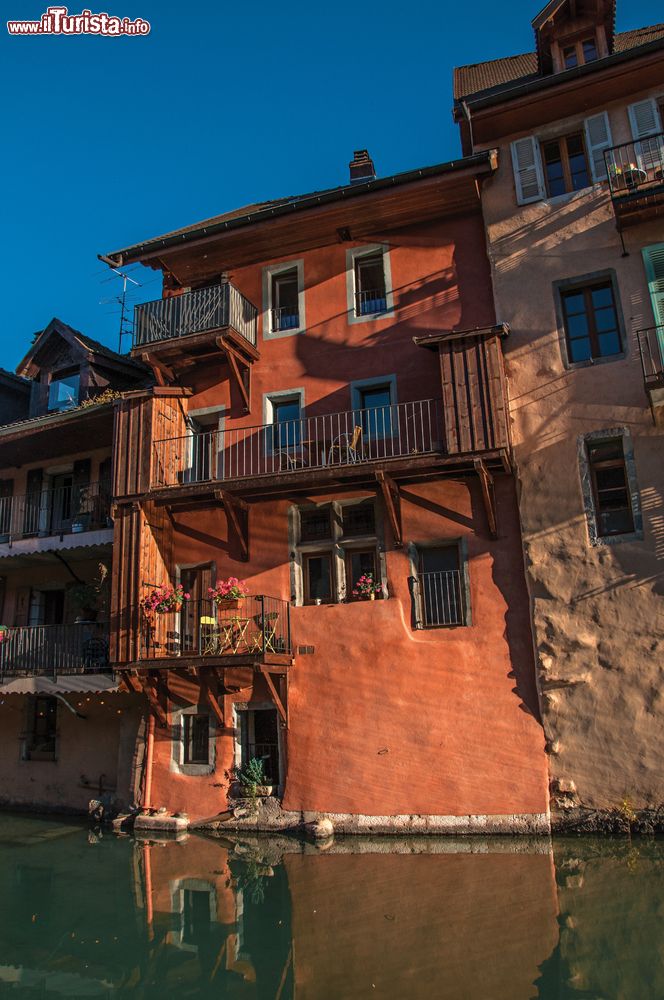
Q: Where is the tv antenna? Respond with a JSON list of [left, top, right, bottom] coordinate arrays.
[[97, 256, 141, 353]]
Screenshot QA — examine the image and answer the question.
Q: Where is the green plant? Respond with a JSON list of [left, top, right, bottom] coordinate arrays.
[[239, 757, 266, 791], [70, 583, 99, 611]]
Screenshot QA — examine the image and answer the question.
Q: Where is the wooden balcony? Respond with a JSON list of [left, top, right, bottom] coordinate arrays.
[[0, 622, 110, 680], [0, 480, 112, 547], [132, 282, 259, 387], [605, 135, 664, 230], [637, 325, 664, 426], [128, 596, 292, 672]]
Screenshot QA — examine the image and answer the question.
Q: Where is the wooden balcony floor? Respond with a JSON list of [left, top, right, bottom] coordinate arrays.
[[118, 653, 292, 673]]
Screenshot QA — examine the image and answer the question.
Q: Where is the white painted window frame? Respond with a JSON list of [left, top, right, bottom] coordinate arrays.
[[170, 703, 216, 776], [262, 259, 306, 339], [345, 244, 395, 324], [262, 387, 305, 456]]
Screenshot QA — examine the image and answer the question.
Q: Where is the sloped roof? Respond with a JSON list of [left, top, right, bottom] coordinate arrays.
[[453, 23, 664, 101], [16, 317, 146, 377]]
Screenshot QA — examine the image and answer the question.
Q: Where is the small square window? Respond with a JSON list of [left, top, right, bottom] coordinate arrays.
[[300, 507, 332, 542], [304, 552, 334, 604], [48, 373, 80, 412], [560, 281, 622, 363], [355, 252, 387, 317], [183, 714, 209, 765], [588, 438, 635, 537], [271, 268, 300, 332], [342, 501, 375, 538]]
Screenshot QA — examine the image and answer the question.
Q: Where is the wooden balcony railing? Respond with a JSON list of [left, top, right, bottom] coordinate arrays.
[[133, 282, 258, 351], [139, 596, 291, 662], [0, 480, 111, 544], [0, 622, 110, 680], [605, 134, 664, 200], [637, 326, 664, 389], [152, 399, 442, 488]]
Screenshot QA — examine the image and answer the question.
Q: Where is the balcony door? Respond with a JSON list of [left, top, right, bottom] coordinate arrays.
[[179, 564, 214, 655], [50, 473, 74, 534]]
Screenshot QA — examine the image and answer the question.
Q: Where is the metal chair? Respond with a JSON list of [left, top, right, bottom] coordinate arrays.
[[327, 425, 363, 465], [249, 612, 280, 654], [200, 615, 220, 655]]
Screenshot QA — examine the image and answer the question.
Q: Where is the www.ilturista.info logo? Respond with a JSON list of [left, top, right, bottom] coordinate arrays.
[[7, 6, 150, 35]]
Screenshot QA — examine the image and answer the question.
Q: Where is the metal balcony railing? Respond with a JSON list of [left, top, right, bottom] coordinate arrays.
[[271, 306, 300, 332], [139, 596, 291, 661], [152, 399, 442, 488], [605, 134, 664, 199], [419, 570, 464, 627], [637, 326, 664, 388], [0, 481, 112, 543], [355, 289, 388, 316], [133, 282, 258, 350], [0, 622, 110, 680]]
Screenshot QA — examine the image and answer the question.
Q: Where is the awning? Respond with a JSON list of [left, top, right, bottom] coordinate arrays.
[[0, 674, 121, 695]]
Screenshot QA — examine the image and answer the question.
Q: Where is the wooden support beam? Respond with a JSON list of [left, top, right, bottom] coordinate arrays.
[[474, 458, 498, 539], [376, 471, 402, 547], [260, 666, 288, 727], [217, 337, 251, 413], [141, 354, 175, 386], [216, 489, 249, 561], [201, 672, 225, 727], [140, 676, 168, 728], [121, 672, 142, 694]]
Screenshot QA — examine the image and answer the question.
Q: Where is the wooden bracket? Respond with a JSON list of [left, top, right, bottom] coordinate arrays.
[[216, 489, 249, 561], [140, 675, 168, 728], [474, 458, 497, 539], [201, 671, 225, 727], [376, 471, 402, 547], [217, 337, 251, 413], [141, 353, 175, 387], [260, 666, 288, 728], [122, 672, 142, 694]]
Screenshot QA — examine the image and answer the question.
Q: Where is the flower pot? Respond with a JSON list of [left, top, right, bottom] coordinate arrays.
[[215, 598, 239, 610], [369, 592, 376, 601]]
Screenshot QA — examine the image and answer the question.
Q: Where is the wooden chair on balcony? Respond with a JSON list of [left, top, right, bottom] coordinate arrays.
[[200, 615, 221, 655], [327, 425, 363, 466], [249, 612, 280, 654]]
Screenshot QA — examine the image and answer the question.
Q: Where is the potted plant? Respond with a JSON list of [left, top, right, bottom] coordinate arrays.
[[208, 577, 249, 610], [139, 583, 189, 622], [236, 757, 273, 798], [70, 582, 99, 621], [352, 573, 382, 601]]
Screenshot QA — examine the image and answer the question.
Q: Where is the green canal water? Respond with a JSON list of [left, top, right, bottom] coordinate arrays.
[[0, 815, 662, 999]]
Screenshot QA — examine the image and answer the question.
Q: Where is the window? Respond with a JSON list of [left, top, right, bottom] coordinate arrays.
[[560, 281, 622, 363], [263, 261, 304, 337], [271, 268, 299, 332], [582, 38, 598, 62], [561, 36, 598, 69], [272, 397, 301, 449], [358, 384, 393, 439], [183, 714, 209, 765], [414, 545, 466, 628], [346, 549, 377, 597], [48, 372, 79, 412], [300, 507, 332, 542], [24, 697, 57, 761], [355, 252, 387, 316], [342, 499, 375, 537], [238, 707, 280, 786], [303, 552, 334, 604], [587, 438, 634, 537], [562, 45, 578, 69], [182, 889, 212, 946], [542, 134, 590, 197]]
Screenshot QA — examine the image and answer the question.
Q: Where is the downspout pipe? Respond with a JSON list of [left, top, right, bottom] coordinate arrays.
[[142, 711, 155, 811]]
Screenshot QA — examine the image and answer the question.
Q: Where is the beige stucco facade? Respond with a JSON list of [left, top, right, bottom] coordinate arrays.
[[476, 84, 664, 815]]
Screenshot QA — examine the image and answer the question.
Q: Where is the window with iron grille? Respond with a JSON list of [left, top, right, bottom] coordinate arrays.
[[354, 252, 387, 317], [24, 696, 57, 761], [300, 506, 332, 543], [342, 499, 375, 537], [587, 438, 635, 538], [183, 713, 210, 765], [415, 544, 467, 628], [271, 268, 300, 332]]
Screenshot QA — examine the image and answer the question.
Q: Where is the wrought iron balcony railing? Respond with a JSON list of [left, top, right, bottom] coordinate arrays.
[[0, 480, 112, 543], [152, 399, 442, 488], [418, 570, 464, 627], [139, 596, 291, 661], [605, 134, 664, 199], [637, 325, 664, 388], [0, 622, 110, 680], [355, 289, 388, 316], [270, 306, 300, 332], [133, 282, 258, 350]]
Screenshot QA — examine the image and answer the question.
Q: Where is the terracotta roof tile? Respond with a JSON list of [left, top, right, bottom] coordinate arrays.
[[453, 23, 664, 101]]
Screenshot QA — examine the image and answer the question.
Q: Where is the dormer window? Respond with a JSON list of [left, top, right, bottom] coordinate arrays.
[[561, 36, 598, 69], [48, 371, 80, 412]]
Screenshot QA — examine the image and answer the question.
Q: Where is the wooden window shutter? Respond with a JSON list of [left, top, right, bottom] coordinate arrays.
[[584, 112, 613, 181], [73, 458, 91, 488], [628, 99, 662, 140], [510, 135, 545, 205], [642, 244, 664, 327], [13, 586, 32, 627]]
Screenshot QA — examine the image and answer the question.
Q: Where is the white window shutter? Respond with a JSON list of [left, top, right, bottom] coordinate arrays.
[[510, 136, 545, 205], [584, 112, 613, 181], [628, 99, 662, 140], [642, 244, 664, 328]]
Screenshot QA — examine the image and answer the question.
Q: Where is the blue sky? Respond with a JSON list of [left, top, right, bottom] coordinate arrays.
[[1, 0, 661, 369]]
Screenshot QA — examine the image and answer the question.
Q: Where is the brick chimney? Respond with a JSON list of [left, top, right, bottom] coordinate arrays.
[[349, 150, 376, 185]]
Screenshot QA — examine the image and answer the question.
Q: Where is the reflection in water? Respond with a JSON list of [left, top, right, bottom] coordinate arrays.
[[0, 816, 661, 998]]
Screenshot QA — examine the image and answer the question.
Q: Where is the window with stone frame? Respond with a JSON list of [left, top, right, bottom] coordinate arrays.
[[587, 438, 635, 538], [24, 696, 57, 761], [292, 498, 385, 606]]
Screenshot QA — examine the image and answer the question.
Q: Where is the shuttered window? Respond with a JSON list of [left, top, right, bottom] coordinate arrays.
[[642, 244, 664, 329], [584, 112, 613, 181], [510, 136, 545, 204], [628, 99, 662, 141]]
